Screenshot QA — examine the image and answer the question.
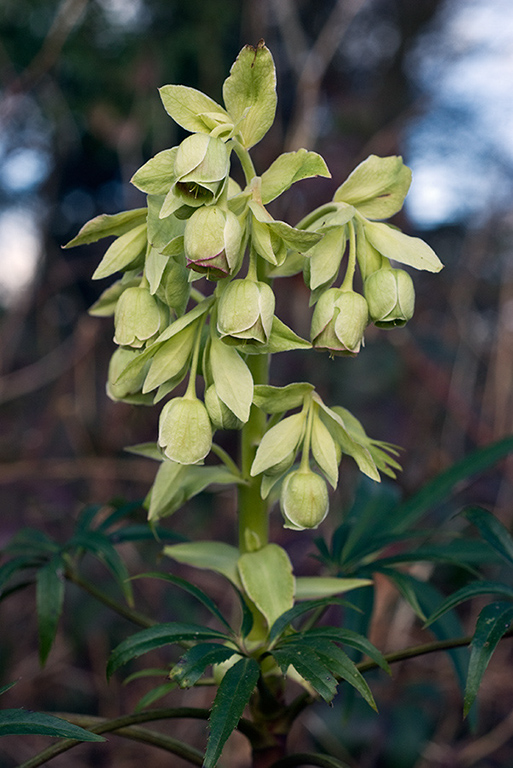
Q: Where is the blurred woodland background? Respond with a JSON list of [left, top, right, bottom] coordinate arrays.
[[2, 0, 513, 766]]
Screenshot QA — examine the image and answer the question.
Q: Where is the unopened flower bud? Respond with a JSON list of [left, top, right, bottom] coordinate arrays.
[[311, 288, 368, 356], [158, 396, 212, 464], [280, 468, 329, 530], [217, 279, 275, 346], [204, 385, 244, 430], [107, 347, 152, 402], [114, 286, 163, 348], [173, 134, 229, 207], [184, 205, 242, 280], [364, 267, 415, 328]]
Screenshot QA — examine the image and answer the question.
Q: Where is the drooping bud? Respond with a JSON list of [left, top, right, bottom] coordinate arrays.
[[113, 286, 164, 348], [280, 468, 329, 530], [217, 279, 275, 347], [173, 134, 229, 208], [158, 396, 212, 464], [364, 267, 415, 328], [204, 385, 244, 430], [311, 288, 368, 356], [106, 346, 153, 404], [184, 205, 242, 280]]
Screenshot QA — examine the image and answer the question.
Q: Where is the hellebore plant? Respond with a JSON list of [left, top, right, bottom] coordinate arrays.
[[65, 41, 444, 764], [9, 41, 513, 768]]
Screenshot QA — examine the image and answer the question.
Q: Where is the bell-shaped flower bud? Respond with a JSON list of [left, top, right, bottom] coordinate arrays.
[[364, 267, 415, 328], [173, 134, 229, 208], [311, 288, 368, 356], [217, 279, 275, 346], [158, 396, 212, 464], [204, 385, 244, 430], [114, 286, 164, 348], [106, 347, 153, 404], [280, 468, 329, 530], [184, 205, 242, 280]]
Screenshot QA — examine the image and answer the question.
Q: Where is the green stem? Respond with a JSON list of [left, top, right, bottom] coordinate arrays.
[[230, 138, 257, 184], [299, 400, 314, 472], [184, 319, 204, 399], [340, 220, 356, 292], [65, 569, 155, 628], [211, 442, 244, 477], [238, 353, 269, 553], [295, 203, 338, 231], [18, 708, 260, 768]]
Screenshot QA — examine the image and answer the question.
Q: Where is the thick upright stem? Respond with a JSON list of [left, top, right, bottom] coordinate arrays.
[[238, 353, 269, 553]]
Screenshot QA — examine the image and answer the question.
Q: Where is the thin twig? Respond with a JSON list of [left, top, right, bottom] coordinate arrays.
[[18, 707, 259, 768], [65, 569, 155, 629]]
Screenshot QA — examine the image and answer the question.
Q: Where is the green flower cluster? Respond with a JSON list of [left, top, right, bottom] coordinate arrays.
[[66, 43, 441, 531]]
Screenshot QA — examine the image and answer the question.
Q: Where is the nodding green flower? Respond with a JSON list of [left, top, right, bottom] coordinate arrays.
[[364, 267, 415, 328], [173, 134, 229, 207], [184, 205, 242, 280], [106, 347, 153, 403], [158, 396, 213, 464], [217, 279, 275, 346], [280, 468, 329, 530], [311, 288, 368, 356], [113, 286, 166, 348], [204, 384, 244, 430]]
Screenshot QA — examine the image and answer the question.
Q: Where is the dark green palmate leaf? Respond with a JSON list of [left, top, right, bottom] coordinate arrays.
[[204, 656, 260, 768], [298, 627, 390, 674], [135, 681, 177, 712], [395, 576, 471, 710], [269, 596, 352, 643], [3, 529, 59, 558], [287, 636, 377, 711], [0, 709, 104, 741], [69, 529, 133, 605], [36, 555, 66, 665], [271, 644, 338, 703], [134, 572, 234, 633], [373, 566, 427, 621], [464, 601, 513, 716], [0, 556, 43, 597], [107, 623, 230, 678], [171, 643, 239, 688], [425, 580, 513, 627], [461, 506, 513, 567], [389, 435, 513, 532]]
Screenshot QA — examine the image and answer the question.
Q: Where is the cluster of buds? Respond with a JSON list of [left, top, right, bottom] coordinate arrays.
[[66, 43, 441, 532]]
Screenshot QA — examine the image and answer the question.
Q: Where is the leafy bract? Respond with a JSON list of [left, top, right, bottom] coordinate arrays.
[[334, 155, 411, 219], [237, 544, 294, 628], [92, 223, 148, 280], [210, 335, 253, 422], [159, 84, 230, 134], [253, 383, 314, 414], [295, 576, 372, 600], [261, 149, 331, 204], [163, 541, 241, 587], [222, 42, 277, 149], [131, 148, 177, 194], [362, 220, 443, 273], [63, 208, 147, 248], [251, 412, 305, 476]]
